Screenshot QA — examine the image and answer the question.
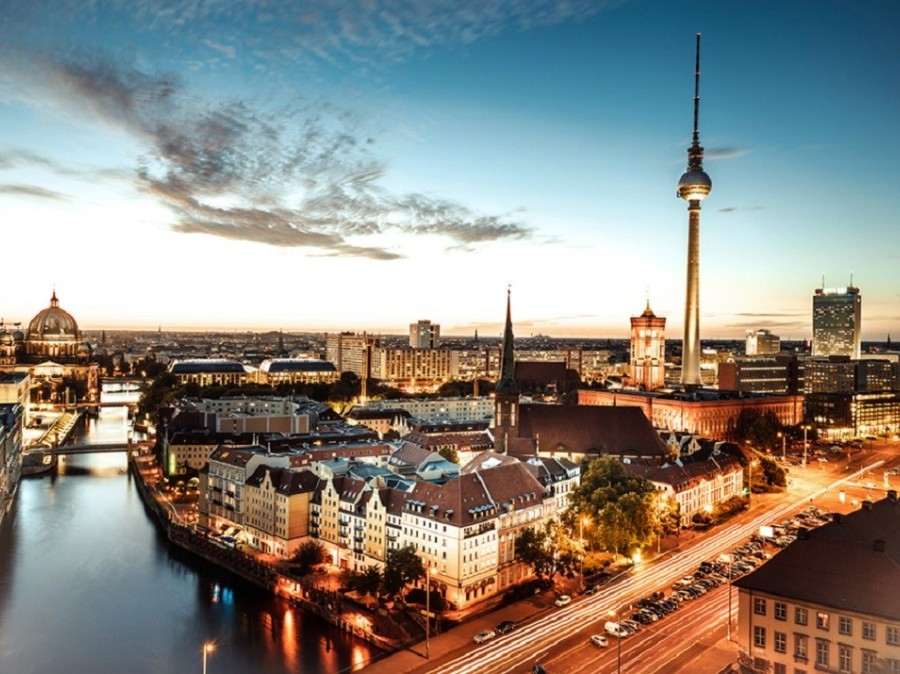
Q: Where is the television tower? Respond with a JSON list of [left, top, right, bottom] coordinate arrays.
[[677, 33, 712, 386]]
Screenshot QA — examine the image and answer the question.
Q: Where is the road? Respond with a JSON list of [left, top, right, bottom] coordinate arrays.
[[421, 448, 897, 674]]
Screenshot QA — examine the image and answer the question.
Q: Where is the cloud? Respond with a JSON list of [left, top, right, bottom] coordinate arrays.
[[10, 51, 531, 258], [718, 206, 764, 214], [0, 183, 66, 200], [706, 147, 748, 160], [203, 39, 235, 59]]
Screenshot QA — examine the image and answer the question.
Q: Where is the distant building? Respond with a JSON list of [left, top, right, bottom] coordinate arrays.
[[746, 329, 781, 356], [579, 388, 803, 442], [368, 347, 459, 385], [325, 332, 377, 377], [717, 355, 803, 395], [409, 320, 440, 349], [0, 292, 100, 404], [734, 493, 900, 674], [629, 301, 666, 390], [168, 359, 249, 387], [0, 403, 24, 526], [258, 358, 338, 386], [352, 397, 494, 424], [812, 285, 862, 359]]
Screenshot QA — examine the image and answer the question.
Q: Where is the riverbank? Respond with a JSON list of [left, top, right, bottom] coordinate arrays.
[[128, 451, 404, 660]]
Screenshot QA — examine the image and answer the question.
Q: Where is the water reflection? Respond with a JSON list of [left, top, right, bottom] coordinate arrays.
[[0, 386, 377, 673]]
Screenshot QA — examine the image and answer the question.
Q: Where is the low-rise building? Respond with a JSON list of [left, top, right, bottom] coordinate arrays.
[[734, 493, 900, 674]]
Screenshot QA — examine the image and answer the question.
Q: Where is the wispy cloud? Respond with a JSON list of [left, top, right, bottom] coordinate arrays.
[[0, 183, 66, 200], [718, 206, 764, 213], [706, 146, 748, 160], [5, 51, 531, 259]]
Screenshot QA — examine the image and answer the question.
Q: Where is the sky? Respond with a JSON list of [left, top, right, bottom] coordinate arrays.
[[0, 1, 898, 341]]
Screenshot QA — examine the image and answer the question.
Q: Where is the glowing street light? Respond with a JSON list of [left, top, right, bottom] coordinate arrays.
[[720, 554, 734, 641], [202, 642, 215, 674], [777, 431, 786, 461], [608, 608, 622, 674], [425, 566, 431, 659]]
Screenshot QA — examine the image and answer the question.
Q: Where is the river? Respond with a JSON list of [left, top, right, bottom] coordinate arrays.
[[0, 387, 376, 673]]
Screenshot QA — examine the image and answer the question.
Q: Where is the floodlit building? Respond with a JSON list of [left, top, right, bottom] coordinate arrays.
[[812, 285, 862, 359], [746, 329, 781, 356], [409, 320, 440, 349], [630, 301, 666, 391]]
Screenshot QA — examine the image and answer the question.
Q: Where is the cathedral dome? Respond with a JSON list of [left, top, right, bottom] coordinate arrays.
[[0, 330, 12, 346], [27, 292, 80, 341]]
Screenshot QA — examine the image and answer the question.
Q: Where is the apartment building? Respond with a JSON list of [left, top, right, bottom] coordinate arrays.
[[734, 493, 900, 674]]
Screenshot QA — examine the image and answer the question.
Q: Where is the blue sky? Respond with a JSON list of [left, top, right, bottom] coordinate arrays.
[[1, 1, 898, 340]]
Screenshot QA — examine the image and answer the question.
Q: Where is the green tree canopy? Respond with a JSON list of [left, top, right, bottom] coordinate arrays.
[[516, 525, 555, 578], [291, 540, 326, 576], [383, 545, 425, 597]]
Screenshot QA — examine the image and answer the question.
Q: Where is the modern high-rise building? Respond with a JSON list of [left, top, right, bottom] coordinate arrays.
[[630, 301, 666, 390], [676, 34, 712, 386], [812, 286, 861, 359], [409, 320, 440, 349], [745, 329, 781, 356]]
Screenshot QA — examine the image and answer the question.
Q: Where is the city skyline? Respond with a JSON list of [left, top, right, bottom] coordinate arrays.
[[1, 2, 899, 340]]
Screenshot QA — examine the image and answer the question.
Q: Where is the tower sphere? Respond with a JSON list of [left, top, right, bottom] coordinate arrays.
[[677, 169, 712, 201]]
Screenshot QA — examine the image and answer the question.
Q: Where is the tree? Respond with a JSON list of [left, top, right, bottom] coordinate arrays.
[[437, 446, 459, 464], [568, 457, 660, 558], [340, 566, 383, 595], [382, 545, 425, 598], [291, 540, 325, 576], [516, 525, 555, 578]]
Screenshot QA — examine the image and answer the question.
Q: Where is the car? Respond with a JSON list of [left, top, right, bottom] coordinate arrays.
[[621, 619, 642, 634], [555, 594, 572, 607], [473, 629, 496, 644], [590, 634, 609, 648], [604, 621, 629, 638], [583, 584, 601, 595], [495, 620, 516, 635], [532, 665, 547, 674]]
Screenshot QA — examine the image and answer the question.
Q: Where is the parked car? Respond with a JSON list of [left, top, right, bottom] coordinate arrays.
[[495, 620, 516, 635], [590, 634, 609, 648], [604, 621, 629, 638], [473, 629, 496, 644], [555, 594, 572, 607]]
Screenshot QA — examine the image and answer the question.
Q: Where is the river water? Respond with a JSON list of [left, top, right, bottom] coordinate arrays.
[[0, 388, 376, 674]]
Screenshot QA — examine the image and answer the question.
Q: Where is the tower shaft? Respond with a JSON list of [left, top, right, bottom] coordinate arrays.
[[681, 204, 702, 385]]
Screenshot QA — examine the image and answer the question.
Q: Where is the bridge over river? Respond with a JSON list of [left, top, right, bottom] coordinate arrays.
[[27, 440, 155, 456]]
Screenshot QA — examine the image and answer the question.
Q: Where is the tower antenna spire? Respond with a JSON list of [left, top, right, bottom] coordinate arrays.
[[692, 32, 701, 148]]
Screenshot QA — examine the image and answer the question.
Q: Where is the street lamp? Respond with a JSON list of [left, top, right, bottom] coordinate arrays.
[[777, 431, 786, 461], [608, 609, 622, 674], [202, 642, 215, 674], [803, 424, 811, 468], [425, 566, 431, 659], [720, 554, 733, 641], [579, 515, 591, 586]]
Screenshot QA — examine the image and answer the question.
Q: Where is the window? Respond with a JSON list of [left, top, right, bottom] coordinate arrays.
[[754, 626, 767, 649], [839, 616, 852, 636], [839, 645, 852, 673], [816, 640, 829, 669], [755, 597, 767, 616], [862, 651, 876, 674], [775, 602, 787, 621], [795, 634, 808, 660], [774, 665, 786, 674], [817, 612, 830, 630], [775, 631, 787, 653], [888, 625, 900, 646], [863, 622, 876, 640], [887, 658, 900, 674]]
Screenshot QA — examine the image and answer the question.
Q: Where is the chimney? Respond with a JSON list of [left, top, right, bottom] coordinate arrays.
[[862, 500, 874, 511], [874, 539, 886, 553], [833, 513, 843, 524], [888, 489, 898, 504]]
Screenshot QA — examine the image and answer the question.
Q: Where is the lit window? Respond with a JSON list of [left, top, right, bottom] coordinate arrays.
[[817, 612, 830, 630]]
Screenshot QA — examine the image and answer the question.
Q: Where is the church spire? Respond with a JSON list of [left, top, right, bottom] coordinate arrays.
[[496, 287, 517, 396]]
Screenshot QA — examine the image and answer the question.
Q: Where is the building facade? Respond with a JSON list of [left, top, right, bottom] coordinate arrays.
[[734, 494, 900, 674], [629, 302, 666, 391], [409, 320, 440, 349], [812, 286, 862, 359], [746, 329, 781, 356]]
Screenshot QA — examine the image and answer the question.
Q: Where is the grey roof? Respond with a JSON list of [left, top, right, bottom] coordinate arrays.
[[260, 359, 337, 373]]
